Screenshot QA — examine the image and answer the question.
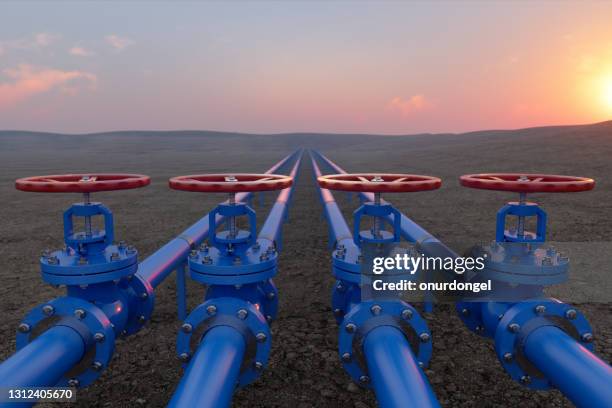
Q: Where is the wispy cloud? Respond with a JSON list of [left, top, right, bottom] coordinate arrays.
[[386, 95, 431, 116], [105, 34, 134, 51], [0, 32, 60, 55], [69, 46, 95, 57], [0, 64, 97, 109]]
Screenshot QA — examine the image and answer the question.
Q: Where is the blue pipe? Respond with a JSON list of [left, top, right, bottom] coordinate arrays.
[[524, 325, 612, 408], [0, 325, 85, 389], [167, 326, 246, 408], [258, 153, 302, 249], [315, 150, 612, 406], [138, 150, 299, 288], [168, 152, 303, 407], [310, 155, 355, 249], [364, 326, 440, 408]]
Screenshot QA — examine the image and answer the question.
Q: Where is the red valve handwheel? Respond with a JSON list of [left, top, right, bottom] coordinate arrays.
[[168, 173, 292, 193], [15, 174, 151, 193], [317, 173, 441, 193], [459, 173, 595, 193]]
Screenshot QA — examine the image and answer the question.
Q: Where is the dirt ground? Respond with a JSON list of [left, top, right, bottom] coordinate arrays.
[[0, 123, 611, 407]]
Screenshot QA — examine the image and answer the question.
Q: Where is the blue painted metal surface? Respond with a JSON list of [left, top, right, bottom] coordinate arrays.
[[0, 151, 300, 394], [364, 326, 440, 408], [314, 150, 612, 408], [137, 150, 300, 288], [169, 151, 302, 407], [310, 151, 439, 406], [0, 325, 85, 391], [524, 325, 612, 408], [169, 325, 246, 408]]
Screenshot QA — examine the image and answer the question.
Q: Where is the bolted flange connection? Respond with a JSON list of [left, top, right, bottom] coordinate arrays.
[[338, 300, 432, 388], [176, 298, 272, 389], [16, 296, 116, 388], [494, 299, 595, 390]]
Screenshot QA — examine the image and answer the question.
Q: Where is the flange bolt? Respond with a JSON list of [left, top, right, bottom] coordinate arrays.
[[341, 352, 351, 362], [419, 333, 431, 343], [401, 309, 413, 320], [91, 361, 103, 372], [508, 323, 520, 333], [345, 323, 357, 333], [581, 333, 594, 343], [181, 323, 193, 333], [74, 309, 86, 319], [565, 309, 577, 320], [18, 323, 30, 333], [68, 379, 80, 388], [254, 361, 264, 371], [93, 332, 105, 343], [42, 305, 55, 316], [256, 332, 267, 343], [370, 305, 382, 316], [520, 375, 531, 385], [461, 308, 470, 316], [534, 305, 546, 315], [359, 375, 370, 383], [237, 309, 248, 320], [503, 352, 513, 362], [178, 352, 191, 362], [206, 305, 217, 315]]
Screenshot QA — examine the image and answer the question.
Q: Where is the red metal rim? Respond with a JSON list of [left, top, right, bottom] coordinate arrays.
[[168, 173, 292, 192], [317, 173, 442, 193], [459, 173, 595, 193], [15, 174, 151, 193]]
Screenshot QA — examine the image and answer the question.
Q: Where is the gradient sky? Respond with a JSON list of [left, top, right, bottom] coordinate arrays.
[[1, 1, 612, 134]]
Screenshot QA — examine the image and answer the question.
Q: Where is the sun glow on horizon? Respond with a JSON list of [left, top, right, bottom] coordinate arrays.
[[604, 77, 612, 110]]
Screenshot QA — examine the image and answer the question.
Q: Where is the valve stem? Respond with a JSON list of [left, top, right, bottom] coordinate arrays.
[[229, 192, 237, 239], [83, 192, 92, 237], [517, 191, 526, 238], [373, 192, 382, 238]]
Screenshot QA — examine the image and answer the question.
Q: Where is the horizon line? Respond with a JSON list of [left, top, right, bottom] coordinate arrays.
[[0, 119, 610, 138]]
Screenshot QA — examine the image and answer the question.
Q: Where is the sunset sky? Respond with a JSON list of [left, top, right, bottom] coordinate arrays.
[[1, 1, 612, 134]]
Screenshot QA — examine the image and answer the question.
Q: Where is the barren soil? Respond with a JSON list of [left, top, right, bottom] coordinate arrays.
[[1, 123, 611, 407]]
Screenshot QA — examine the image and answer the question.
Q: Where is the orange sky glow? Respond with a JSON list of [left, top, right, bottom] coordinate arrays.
[[0, 2, 611, 134]]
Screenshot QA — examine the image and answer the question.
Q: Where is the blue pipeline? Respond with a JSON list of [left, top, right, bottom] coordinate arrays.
[[363, 326, 441, 408], [138, 150, 301, 288], [310, 152, 439, 408], [169, 152, 303, 407], [524, 325, 612, 407], [0, 150, 301, 399], [167, 326, 246, 408], [310, 155, 355, 249], [257, 153, 303, 250], [0, 326, 85, 392], [313, 150, 612, 408]]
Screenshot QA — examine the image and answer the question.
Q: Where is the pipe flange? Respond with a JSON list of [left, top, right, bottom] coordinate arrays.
[[176, 297, 271, 388], [189, 244, 277, 285], [16, 296, 115, 387], [338, 300, 432, 388], [331, 279, 360, 324], [494, 299, 594, 390], [455, 301, 486, 336], [120, 273, 155, 335]]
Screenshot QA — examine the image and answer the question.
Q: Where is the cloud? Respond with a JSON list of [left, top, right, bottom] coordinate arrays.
[[105, 34, 134, 51], [0, 32, 59, 55], [386, 95, 430, 116], [0, 64, 97, 109], [69, 46, 95, 57]]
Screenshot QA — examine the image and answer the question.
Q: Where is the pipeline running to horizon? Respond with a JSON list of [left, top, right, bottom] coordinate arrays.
[[0, 148, 610, 408]]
